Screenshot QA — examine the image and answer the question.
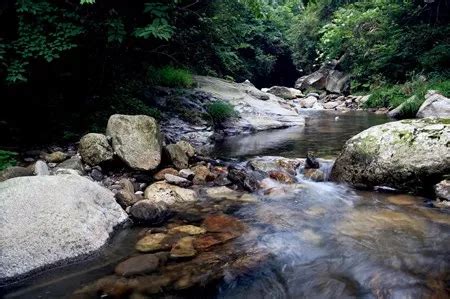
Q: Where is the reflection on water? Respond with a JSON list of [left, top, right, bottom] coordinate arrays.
[[217, 175, 450, 299], [211, 110, 390, 159]]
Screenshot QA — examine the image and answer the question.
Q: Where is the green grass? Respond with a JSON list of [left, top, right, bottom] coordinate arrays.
[[148, 66, 195, 88], [364, 78, 450, 118], [206, 101, 238, 125], [0, 150, 18, 171]]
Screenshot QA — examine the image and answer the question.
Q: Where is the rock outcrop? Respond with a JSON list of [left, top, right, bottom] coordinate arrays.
[[106, 114, 162, 171], [0, 175, 128, 282], [330, 119, 450, 193], [416, 91, 450, 118], [295, 61, 350, 94]]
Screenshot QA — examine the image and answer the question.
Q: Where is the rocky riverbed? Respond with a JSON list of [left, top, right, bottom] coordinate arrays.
[[1, 102, 449, 298]]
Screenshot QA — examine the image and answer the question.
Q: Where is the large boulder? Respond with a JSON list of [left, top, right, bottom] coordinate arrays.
[[0, 175, 128, 282], [79, 133, 114, 166], [330, 119, 450, 193], [416, 91, 450, 118], [295, 61, 350, 94], [266, 86, 303, 100], [106, 114, 162, 171]]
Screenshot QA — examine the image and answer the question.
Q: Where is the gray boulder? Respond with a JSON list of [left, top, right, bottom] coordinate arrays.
[[0, 175, 128, 282], [266, 86, 303, 99], [330, 119, 450, 193], [55, 156, 85, 175], [33, 160, 50, 176], [299, 96, 317, 108], [79, 133, 114, 166], [416, 91, 450, 118], [0, 166, 33, 182], [165, 143, 188, 170], [295, 61, 350, 94], [106, 114, 162, 171]]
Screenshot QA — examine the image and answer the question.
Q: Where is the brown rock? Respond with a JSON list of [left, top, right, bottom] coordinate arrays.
[[303, 168, 325, 182], [119, 178, 135, 193], [115, 190, 140, 208], [203, 214, 245, 234], [192, 165, 216, 184], [135, 233, 170, 253], [193, 232, 237, 250], [168, 225, 206, 235], [44, 151, 68, 163], [268, 170, 295, 184], [153, 168, 178, 181], [170, 236, 197, 258]]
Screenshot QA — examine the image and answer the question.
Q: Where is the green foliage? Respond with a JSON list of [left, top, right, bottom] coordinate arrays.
[[206, 101, 238, 125], [365, 77, 450, 117], [0, 150, 18, 171], [134, 2, 174, 41], [147, 66, 194, 88]]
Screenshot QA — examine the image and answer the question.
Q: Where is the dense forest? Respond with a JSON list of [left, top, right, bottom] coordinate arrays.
[[1, 0, 449, 145]]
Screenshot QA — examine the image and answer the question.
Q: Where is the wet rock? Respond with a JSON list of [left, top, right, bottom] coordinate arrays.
[[170, 237, 197, 258], [44, 151, 67, 163], [434, 179, 450, 201], [416, 91, 450, 118], [129, 200, 170, 225], [119, 178, 135, 193], [193, 232, 238, 250], [303, 168, 325, 182], [205, 186, 258, 202], [153, 168, 178, 181], [55, 156, 85, 175], [248, 156, 303, 175], [165, 143, 189, 170], [115, 253, 168, 277], [192, 165, 216, 184], [203, 214, 245, 234], [268, 170, 295, 184], [227, 165, 262, 192], [213, 173, 232, 186], [0, 175, 128, 281], [168, 225, 206, 235], [305, 151, 320, 169], [115, 190, 140, 208], [165, 173, 192, 187], [386, 195, 423, 206], [106, 114, 162, 171], [78, 133, 114, 166], [135, 233, 171, 253], [144, 181, 197, 205], [179, 169, 195, 180], [331, 119, 450, 193], [0, 166, 33, 182]]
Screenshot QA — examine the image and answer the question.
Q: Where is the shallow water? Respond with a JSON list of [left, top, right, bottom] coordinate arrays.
[[3, 111, 449, 298], [210, 110, 390, 159]]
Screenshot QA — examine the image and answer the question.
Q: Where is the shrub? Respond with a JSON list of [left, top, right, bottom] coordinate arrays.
[[0, 150, 18, 171], [206, 101, 238, 125], [147, 66, 194, 88]]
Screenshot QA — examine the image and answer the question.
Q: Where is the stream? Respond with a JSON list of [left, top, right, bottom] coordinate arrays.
[[2, 111, 449, 298]]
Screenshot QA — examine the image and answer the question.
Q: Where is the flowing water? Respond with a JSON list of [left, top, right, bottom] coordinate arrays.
[[3, 111, 450, 298]]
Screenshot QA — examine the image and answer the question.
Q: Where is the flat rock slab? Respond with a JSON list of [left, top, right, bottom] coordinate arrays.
[[0, 175, 128, 282]]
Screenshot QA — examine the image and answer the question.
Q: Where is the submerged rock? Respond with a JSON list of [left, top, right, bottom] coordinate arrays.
[[0, 175, 128, 282], [170, 236, 197, 258], [106, 114, 162, 171], [331, 119, 450, 193], [78, 133, 114, 166], [129, 200, 170, 225], [168, 225, 206, 235], [115, 253, 167, 277], [135, 233, 171, 253]]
